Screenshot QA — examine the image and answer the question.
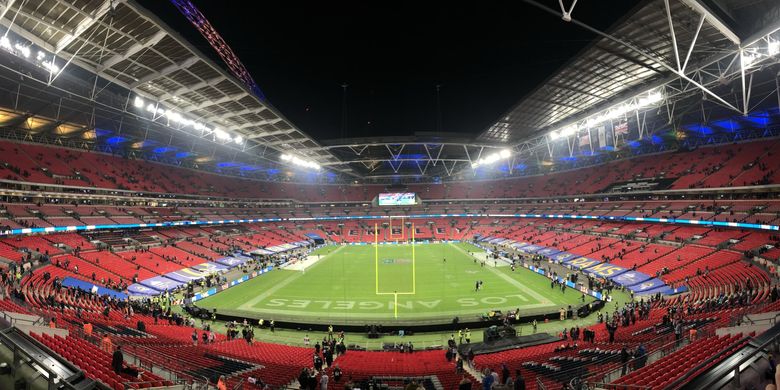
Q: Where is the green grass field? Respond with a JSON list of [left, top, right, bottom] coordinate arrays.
[[196, 242, 591, 323]]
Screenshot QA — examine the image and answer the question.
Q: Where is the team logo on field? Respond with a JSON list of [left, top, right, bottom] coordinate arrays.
[[382, 258, 411, 264]]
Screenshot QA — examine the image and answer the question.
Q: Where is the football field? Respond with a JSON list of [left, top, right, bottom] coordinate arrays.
[[196, 242, 591, 323]]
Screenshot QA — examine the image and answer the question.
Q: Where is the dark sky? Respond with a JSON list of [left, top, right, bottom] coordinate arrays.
[[137, 0, 640, 141]]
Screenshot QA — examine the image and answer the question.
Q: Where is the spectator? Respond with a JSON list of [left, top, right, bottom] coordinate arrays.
[[320, 372, 329, 390], [111, 346, 124, 374], [459, 375, 472, 390], [514, 370, 525, 390]]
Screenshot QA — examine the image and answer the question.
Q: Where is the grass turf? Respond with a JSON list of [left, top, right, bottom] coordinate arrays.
[[196, 242, 592, 323]]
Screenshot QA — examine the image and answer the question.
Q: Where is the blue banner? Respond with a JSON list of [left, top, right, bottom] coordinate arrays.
[[517, 244, 544, 253], [139, 275, 184, 292], [525, 264, 604, 300], [192, 288, 217, 301], [164, 267, 210, 283], [127, 283, 158, 296], [190, 262, 230, 274], [550, 252, 577, 262], [564, 256, 602, 270], [610, 270, 651, 286], [61, 277, 128, 300], [536, 247, 561, 256], [214, 256, 248, 268], [583, 263, 629, 278], [627, 278, 667, 293]]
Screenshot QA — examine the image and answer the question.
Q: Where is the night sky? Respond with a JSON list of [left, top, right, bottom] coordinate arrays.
[[137, 0, 640, 141]]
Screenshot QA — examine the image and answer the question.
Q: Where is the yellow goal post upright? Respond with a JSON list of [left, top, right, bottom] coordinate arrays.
[[374, 221, 417, 318]]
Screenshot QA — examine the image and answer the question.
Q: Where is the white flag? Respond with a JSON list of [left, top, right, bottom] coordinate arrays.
[[597, 126, 607, 148]]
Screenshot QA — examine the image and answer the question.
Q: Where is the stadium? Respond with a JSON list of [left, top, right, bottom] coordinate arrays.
[[0, 0, 777, 389]]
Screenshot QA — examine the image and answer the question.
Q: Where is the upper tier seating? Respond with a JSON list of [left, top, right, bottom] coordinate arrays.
[[0, 138, 779, 201]]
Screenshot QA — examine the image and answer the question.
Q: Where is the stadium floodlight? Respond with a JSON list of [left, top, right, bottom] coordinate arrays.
[[163, 109, 182, 123], [234, 135, 243, 144], [0, 37, 10, 50], [741, 51, 757, 68], [561, 125, 578, 137], [770, 39, 780, 56], [134, 96, 144, 108], [146, 103, 156, 113], [214, 128, 232, 141], [548, 130, 560, 140], [14, 44, 29, 58], [639, 91, 663, 106], [471, 149, 512, 169], [37, 51, 45, 61], [280, 153, 321, 170], [42, 61, 59, 74]]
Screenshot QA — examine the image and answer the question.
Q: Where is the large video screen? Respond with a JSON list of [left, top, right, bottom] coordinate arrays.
[[378, 192, 417, 206]]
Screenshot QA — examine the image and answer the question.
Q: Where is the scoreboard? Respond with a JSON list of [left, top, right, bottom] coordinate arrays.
[[377, 192, 418, 206]]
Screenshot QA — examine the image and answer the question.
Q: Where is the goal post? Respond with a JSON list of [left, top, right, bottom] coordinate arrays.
[[374, 221, 417, 318], [411, 222, 416, 294], [375, 223, 379, 294], [389, 216, 404, 240]]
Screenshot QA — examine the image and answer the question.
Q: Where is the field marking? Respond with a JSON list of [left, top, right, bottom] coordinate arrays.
[[375, 223, 416, 296], [448, 242, 552, 305], [238, 245, 346, 310], [235, 302, 556, 318], [229, 242, 561, 320]]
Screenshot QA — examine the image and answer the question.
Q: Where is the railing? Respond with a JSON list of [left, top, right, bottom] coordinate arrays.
[[665, 327, 780, 390], [71, 326, 219, 387], [662, 334, 753, 390], [119, 341, 221, 384], [121, 379, 188, 389], [528, 322, 723, 389], [0, 328, 87, 390], [0, 310, 44, 327], [536, 328, 677, 384], [595, 384, 652, 390], [588, 325, 715, 386], [584, 337, 683, 387]]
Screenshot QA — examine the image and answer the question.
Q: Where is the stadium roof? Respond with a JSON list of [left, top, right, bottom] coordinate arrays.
[[478, 0, 780, 144], [0, 0, 352, 176], [0, 0, 777, 183]]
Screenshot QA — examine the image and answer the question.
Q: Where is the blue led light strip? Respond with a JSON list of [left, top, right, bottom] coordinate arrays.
[[1, 213, 776, 237]]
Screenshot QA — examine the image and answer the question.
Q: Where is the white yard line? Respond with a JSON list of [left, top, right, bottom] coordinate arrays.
[[449, 243, 552, 304], [238, 246, 346, 310]]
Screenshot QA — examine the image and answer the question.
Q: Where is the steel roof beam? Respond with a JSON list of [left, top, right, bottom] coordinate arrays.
[[97, 30, 166, 71], [55, 0, 120, 53], [245, 129, 297, 139], [129, 56, 200, 89], [156, 75, 225, 101], [237, 119, 285, 131], [679, 0, 741, 45], [218, 107, 269, 121], [190, 92, 249, 111]]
